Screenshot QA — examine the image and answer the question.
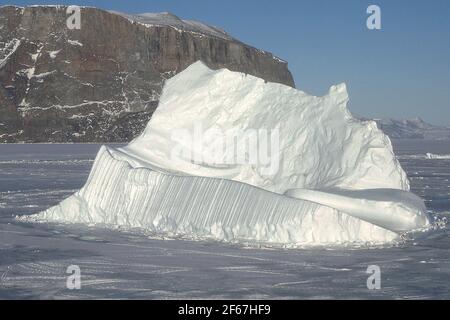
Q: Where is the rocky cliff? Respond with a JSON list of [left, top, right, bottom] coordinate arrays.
[[0, 5, 295, 142]]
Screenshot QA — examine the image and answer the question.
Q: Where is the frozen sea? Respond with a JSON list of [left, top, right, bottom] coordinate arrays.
[[0, 140, 449, 299]]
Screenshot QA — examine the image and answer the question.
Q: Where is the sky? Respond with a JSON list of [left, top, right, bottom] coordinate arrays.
[[4, 0, 450, 125]]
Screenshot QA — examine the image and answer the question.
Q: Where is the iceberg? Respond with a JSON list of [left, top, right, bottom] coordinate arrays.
[[27, 61, 430, 246]]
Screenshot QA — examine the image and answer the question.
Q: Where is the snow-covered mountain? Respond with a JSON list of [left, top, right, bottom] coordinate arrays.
[[0, 5, 294, 143], [372, 118, 450, 140], [111, 11, 235, 41]]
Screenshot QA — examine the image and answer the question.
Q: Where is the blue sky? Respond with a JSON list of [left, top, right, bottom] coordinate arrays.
[[5, 0, 450, 125]]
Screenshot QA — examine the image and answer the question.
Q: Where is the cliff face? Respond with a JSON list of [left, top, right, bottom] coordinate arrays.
[[0, 6, 295, 143]]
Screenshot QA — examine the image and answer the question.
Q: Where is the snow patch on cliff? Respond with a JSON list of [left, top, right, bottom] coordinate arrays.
[[68, 39, 83, 47], [48, 50, 61, 59]]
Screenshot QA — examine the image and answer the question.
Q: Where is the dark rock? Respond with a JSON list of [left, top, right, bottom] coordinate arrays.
[[0, 5, 295, 142]]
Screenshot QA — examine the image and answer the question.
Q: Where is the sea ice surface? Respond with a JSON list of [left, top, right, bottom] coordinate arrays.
[[0, 141, 448, 299]]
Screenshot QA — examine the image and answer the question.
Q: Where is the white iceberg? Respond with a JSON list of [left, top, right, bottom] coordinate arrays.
[[27, 62, 430, 246]]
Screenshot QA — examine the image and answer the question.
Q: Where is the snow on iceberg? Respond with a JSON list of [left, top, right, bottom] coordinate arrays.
[[27, 61, 430, 246]]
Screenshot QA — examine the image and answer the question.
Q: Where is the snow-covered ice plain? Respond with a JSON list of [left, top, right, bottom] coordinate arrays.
[[0, 140, 449, 299]]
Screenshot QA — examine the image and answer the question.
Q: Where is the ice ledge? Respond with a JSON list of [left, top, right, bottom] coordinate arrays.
[[284, 188, 429, 233]]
